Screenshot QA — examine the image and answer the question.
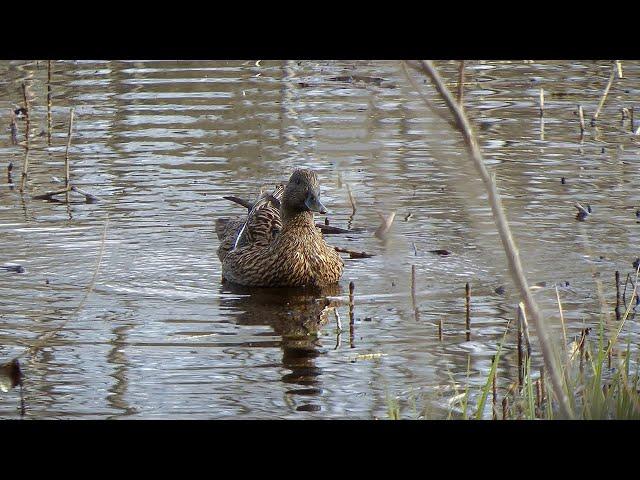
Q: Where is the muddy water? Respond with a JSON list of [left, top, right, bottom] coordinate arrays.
[[1, 60, 639, 419]]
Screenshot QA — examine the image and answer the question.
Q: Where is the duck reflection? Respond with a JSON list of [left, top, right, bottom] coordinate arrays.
[[219, 282, 342, 413]]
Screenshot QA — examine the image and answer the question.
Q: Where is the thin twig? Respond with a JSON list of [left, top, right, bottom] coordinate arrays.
[[407, 60, 573, 419], [14, 216, 109, 359]]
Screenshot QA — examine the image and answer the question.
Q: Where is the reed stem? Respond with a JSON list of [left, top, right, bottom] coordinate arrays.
[[403, 60, 573, 418]]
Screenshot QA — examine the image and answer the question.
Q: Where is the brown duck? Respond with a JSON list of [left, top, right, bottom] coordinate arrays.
[[216, 169, 344, 287]]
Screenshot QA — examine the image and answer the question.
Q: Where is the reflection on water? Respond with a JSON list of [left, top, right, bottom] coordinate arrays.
[[1, 60, 639, 418], [220, 282, 342, 413]]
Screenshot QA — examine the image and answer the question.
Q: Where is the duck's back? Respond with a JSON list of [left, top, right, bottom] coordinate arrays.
[[216, 185, 284, 262]]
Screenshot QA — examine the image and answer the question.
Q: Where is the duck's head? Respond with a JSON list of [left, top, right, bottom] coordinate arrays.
[[282, 169, 327, 218]]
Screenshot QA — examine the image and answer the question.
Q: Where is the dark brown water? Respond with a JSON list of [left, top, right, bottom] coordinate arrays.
[[1, 60, 639, 419]]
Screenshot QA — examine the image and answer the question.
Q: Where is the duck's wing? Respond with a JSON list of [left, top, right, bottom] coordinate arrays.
[[233, 184, 284, 250]]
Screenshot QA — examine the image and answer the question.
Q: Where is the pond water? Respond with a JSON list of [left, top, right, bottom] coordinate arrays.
[[1, 60, 639, 419]]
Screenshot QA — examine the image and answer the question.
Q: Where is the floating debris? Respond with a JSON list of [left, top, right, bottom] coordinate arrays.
[[349, 352, 386, 362], [575, 203, 591, 221], [429, 249, 451, 256], [495, 286, 506, 295], [1, 264, 25, 273], [334, 246, 374, 259]]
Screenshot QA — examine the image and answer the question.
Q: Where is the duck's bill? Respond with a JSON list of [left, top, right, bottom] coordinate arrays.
[[305, 194, 327, 214]]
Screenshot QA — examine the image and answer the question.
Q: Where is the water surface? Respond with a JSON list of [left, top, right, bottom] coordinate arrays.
[[1, 60, 639, 419]]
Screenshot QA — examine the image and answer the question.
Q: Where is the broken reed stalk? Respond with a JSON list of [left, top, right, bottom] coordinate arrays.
[[19, 83, 31, 193], [631, 107, 635, 133], [411, 265, 420, 321], [591, 63, 616, 126], [346, 183, 357, 216], [578, 105, 586, 138], [518, 302, 531, 358], [406, 60, 573, 419], [616, 61, 623, 79], [9, 110, 18, 145], [457, 61, 465, 105], [47, 60, 52, 146], [465, 282, 471, 341], [64, 108, 75, 188], [517, 308, 524, 388], [349, 280, 355, 348], [502, 396, 509, 420], [615, 270, 621, 321], [334, 308, 342, 333], [438, 317, 443, 341], [492, 355, 498, 420], [539, 88, 544, 118]]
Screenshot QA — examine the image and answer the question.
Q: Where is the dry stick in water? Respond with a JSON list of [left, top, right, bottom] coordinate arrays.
[[407, 60, 573, 418], [518, 302, 532, 357], [615, 270, 621, 321], [517, 307, 524, 388], [411, 265, 419, 321], [492, 355, 498, 420], [346, 183, 357, 216], [19, 83, 31, 192], [64, 108, 75, 205], [539, 88, 545, 140], [616, 61, 623, 79], [457, 61, 465, 105], [578, 105, 586, 139], [349, 281, 355, 348], [9, 110, 18, 145], [464, 282, 471, 341], [47, 60, 52, 146], [502, 396, 509, 420], [591, 63, 616, 126], [334, 246, 374, 259]]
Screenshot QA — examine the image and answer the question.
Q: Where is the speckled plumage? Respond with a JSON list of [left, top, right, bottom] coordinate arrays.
[[216, 169, 344, 287]]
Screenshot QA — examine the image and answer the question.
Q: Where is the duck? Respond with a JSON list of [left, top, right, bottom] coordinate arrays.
[[216, 169, 344, 287]]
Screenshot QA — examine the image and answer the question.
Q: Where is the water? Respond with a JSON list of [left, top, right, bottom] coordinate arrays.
[[1, 60, 639, 419]]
